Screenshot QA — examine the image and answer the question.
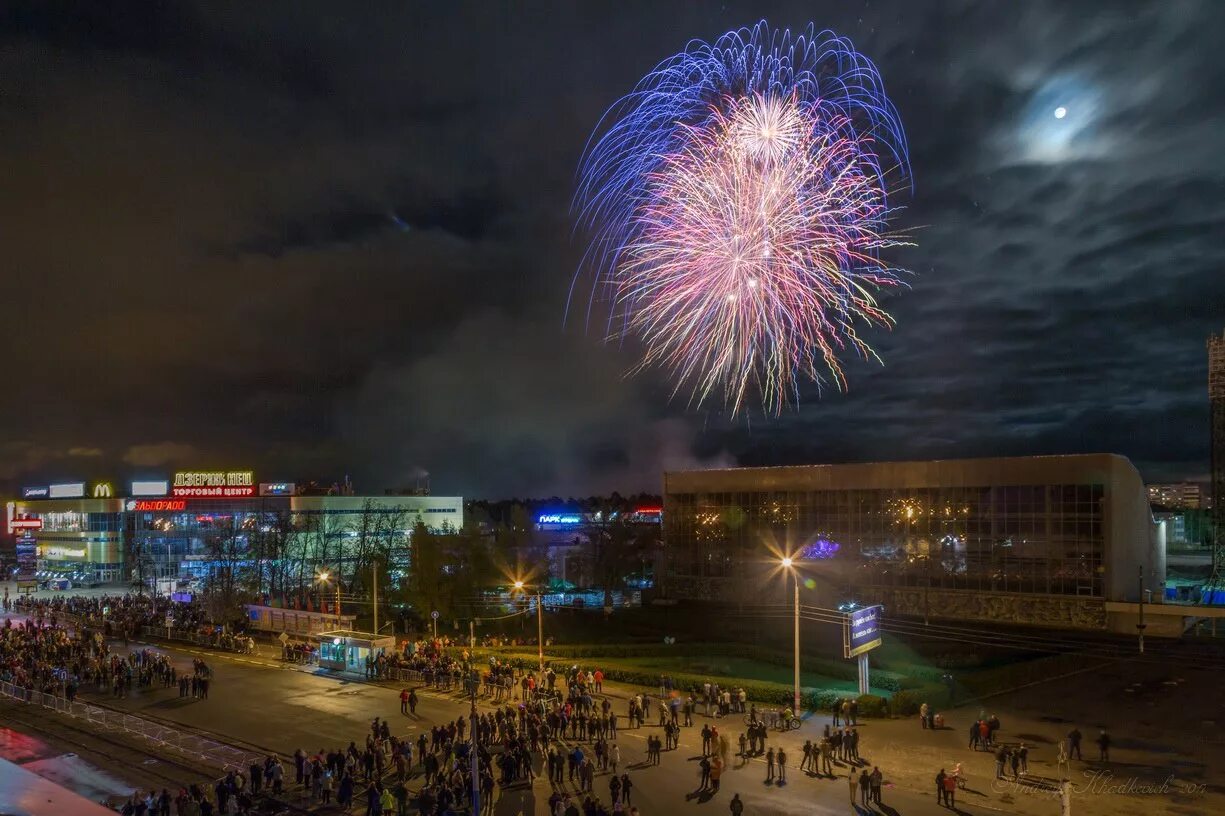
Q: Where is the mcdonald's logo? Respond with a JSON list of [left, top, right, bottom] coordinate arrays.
[[92, 482, 113, 498]]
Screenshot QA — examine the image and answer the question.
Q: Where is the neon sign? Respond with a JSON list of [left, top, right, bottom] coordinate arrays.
[[92, 482, 113, 498], [172, 471, 255, 497], [21, 486, 48, 498], [127, 499, 187, 512], [538, 514, 583, 525], [9, 518, 42, 531]]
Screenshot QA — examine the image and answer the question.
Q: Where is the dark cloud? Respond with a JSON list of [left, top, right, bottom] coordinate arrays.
[[1, 1, 1222, 496]]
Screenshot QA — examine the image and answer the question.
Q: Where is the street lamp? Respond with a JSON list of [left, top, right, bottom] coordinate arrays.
[[779, 557, 800, 716], [317, 569, 341, 629], [513, 580, 545, 672]]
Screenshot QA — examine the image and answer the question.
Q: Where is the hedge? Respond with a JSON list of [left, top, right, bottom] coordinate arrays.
[[459, 642, 923, 691], [460, 649, 867, 713]]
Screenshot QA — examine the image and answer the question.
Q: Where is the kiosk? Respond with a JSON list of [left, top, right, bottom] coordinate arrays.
[[316, 630, 396, 673]]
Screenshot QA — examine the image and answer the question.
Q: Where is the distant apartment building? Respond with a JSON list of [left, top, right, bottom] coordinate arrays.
[[1147, 483, 1202, 510]]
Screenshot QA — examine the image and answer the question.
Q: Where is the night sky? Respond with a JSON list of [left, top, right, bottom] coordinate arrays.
[[3, 2, 1223, 498]]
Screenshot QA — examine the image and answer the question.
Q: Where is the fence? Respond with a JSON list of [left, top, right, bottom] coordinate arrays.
[[0, 680, 266, 775], [138, 626, 255, 654]]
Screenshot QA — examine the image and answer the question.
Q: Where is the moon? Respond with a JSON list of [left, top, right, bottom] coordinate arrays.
[[1054, 106, 1067, 119]]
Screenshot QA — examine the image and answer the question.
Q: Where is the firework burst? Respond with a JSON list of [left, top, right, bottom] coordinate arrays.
[[573, 22, 912, 415]]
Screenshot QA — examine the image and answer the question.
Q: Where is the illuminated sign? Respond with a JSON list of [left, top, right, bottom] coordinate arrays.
[[41, 546, 87, 559], [9, 518, 42, 531], [538, 514, 583, 525], [21, 486, 49, 499], [48, 483, 86, 499], [845, 605, 883, 658], [259, 482, 295, 496], [92, 481, 114, 498], [126, 499, 187, 512], [172, 471, 255, 498], [131, 480, 169, 496]]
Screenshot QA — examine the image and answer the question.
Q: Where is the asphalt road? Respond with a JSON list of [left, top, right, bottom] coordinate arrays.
[[81, 638, 989, 816]]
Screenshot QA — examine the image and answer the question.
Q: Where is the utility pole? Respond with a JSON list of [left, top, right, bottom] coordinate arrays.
[[536, 592, 545, 672], [792, 572, 801, 715], [1137, 565, 1146, 654], [372, 560, 379, 635]]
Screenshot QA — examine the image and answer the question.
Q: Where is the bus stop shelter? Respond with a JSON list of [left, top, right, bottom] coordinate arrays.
[[315, 630, 396, 673]]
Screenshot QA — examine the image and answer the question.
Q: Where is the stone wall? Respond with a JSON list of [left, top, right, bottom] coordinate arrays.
[[860, 587, 1108, 630]]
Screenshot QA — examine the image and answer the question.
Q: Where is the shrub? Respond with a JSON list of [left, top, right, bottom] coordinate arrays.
[[856, 694, 889, 718], [888, 689, 922, 717]]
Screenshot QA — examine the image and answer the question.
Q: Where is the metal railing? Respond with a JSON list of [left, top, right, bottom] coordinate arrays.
[[138, 626, 256, 654], [0, 680, 266, 774]]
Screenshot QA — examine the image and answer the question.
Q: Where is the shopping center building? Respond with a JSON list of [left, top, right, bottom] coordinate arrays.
[[6, 472, 462, 589], [661, 454, 1163, 631]]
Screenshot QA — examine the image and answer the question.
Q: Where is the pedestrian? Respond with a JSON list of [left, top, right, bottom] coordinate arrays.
[[943, 767, 958, 807], [869, 766, 882, 804], [765, 747, 775, 782], [995, 746, 1008, 780], [728, 793, 744, 816], [936, 768, 947, 807], [1018, 742, 1029, 775], [849, 769, 858, 804], [620, 774, 633, 805], [1068, 727, 1083, 760], [858, 769, 871, 806], [1097, 729, 1111, 762], [776, 747, 786, 783], [399, 688, 409, 715], [920, 702, 930, 729]]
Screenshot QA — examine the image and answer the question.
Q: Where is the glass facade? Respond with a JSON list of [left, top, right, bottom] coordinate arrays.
[[666, 479, 1110, 599]]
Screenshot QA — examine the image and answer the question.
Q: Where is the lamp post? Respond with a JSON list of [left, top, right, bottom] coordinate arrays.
[[318, 569, 341, 629], [780, 557, 800, 716], [514, 581, 545, 672]]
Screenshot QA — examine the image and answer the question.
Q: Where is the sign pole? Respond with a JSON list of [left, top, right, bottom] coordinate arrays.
[[858, 653, 869, 695]]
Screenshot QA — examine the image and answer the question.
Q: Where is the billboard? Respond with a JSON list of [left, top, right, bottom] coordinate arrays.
[[845, 605, 883, 658], [172, 471, 255, 498], [131, 480, 169, 496], [21, 486, 49, 499]]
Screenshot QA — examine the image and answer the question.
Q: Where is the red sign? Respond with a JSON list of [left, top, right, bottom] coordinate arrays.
[[130, 499, 187, 512], [171, 486, 256, 498], [9, 518, 42, 530]]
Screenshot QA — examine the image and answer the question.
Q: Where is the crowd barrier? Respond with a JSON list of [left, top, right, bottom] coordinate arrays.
[[138, 626, 255, 654], [0, 680, 266, 775]]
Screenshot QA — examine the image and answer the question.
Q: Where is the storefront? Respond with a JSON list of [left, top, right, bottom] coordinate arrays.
[[7, 495, 125, 586]]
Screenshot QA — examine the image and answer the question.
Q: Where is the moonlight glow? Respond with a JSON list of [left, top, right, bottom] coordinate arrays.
[[574, 22, 912, 415], [1054, 106, 1068, 119]]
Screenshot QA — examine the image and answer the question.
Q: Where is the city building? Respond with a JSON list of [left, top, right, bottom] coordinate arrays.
[[1147, 483, 1202, 510], [7, 471, 462, 589], [1210, 330, 1225, 586], [661, 454, 1162, 631]]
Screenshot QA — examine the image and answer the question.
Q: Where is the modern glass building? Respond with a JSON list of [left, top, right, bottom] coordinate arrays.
[[662, 454, 1162, 630], [8, 480, 462, 589]]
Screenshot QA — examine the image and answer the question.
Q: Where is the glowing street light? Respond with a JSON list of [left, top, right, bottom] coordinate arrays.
[[317, 569, 341, 629], [512, 580, 545, 671], [779, 556, 800, 716]]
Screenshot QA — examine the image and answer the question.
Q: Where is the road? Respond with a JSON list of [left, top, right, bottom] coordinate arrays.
[[78, 636, 998, 816]]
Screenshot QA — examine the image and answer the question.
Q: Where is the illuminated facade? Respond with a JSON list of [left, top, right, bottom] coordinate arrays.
[[662, 454, 1162, 629], [9, 480, 462, 588]]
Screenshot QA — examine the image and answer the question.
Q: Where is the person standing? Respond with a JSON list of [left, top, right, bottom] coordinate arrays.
[[849, 769, 858, 804], [858, 769, 871, 806], [920, 702, 930, 729], [869, 766, 883, 805], [936, 769, 947, 807], [765, 748, 775, 782], [399, 688, 409, 715], [969, 720, 980, 750], [776, 747, 787, 783], [1097, 729, 1111, 762], [728, 793, 744, 816], [1068, 727, 1083, 760], [943, 768, 958, 808]]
